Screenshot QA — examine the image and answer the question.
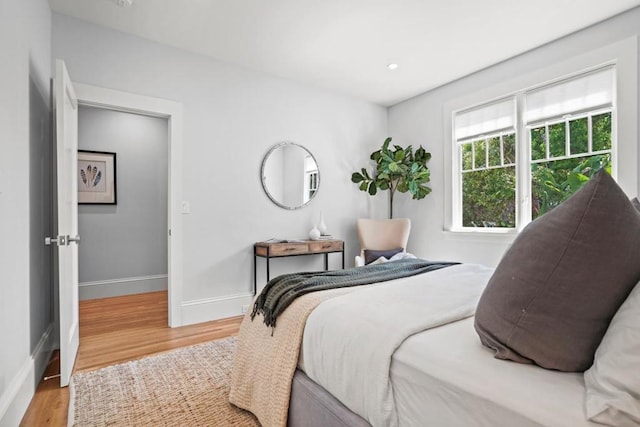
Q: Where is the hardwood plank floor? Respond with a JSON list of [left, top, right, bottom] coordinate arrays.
[[20, 291, 243, 426]]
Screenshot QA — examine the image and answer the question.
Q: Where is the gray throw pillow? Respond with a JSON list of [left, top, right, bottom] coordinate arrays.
[[474, 170, 640, 372], [364, 248, 404, 265]]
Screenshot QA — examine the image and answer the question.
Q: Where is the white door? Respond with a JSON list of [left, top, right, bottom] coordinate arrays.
[[55, 59, 80, 387]]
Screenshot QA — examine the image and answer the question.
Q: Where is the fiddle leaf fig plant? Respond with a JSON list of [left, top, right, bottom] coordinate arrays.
[[351, 137, 432, 219]]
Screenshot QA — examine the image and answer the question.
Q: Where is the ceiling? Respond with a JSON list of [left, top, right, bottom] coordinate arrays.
[[49, 0, 640, 106]]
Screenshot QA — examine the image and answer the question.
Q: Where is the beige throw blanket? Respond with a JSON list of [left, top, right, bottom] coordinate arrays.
[[229, 287, 358, 427]]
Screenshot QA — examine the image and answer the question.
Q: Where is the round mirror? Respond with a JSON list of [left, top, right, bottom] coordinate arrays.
[[261, 142, 320, 210]]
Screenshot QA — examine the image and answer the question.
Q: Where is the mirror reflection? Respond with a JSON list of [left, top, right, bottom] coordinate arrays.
[[261, 142, 319, 210]]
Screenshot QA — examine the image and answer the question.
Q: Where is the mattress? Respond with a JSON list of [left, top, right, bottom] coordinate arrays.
[[391, 317, 598, 427], [299, 316, 597, 427]]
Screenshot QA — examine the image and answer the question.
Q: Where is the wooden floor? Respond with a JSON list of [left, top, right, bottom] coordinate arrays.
[[20, 291, 243, 426]]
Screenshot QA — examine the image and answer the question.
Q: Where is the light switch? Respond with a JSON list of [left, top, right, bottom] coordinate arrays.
[[181, 201, 191, 214]]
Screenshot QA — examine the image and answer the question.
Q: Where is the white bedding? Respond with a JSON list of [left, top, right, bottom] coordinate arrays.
[[299, 262, 600, 427], [301, 263, 494, 427], [392, 317, 598, 427]]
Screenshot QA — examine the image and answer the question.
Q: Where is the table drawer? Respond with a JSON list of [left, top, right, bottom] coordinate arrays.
[[309, 240, 343, 253], [269, 243, 309, 256]]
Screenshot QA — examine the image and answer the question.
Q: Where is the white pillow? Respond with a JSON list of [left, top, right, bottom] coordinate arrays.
[[388, 252, 416, 262], [584, 281, 640, 426], [355, 252, 416, 267]]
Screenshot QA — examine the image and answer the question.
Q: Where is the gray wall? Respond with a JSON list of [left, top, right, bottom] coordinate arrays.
[[0, 0, 53, 425], [77, 106, 168, 300], [52, 13, 388, 314], [388, 7, 640, 268]]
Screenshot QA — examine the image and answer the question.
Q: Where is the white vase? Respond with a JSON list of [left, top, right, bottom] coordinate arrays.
[[309, 225, 321, 240], [318, 212, 327, 235]]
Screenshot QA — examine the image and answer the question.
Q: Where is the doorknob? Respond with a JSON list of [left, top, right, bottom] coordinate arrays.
[[67, 235, 81, 244], [45, 235, 66, 246]]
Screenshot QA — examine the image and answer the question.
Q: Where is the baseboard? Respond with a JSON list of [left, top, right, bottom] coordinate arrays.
[[79, 274, 168, 300], [0, 323, 54, 427], [181, 293, 254, 326]]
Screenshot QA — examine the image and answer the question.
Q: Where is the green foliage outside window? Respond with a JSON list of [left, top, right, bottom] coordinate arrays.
[[463, 167, 516, 227], [531, 154, 611, 219], [530, 112, 612, 219], [461, 111, 612, 228], [461, 132, 516, 228]]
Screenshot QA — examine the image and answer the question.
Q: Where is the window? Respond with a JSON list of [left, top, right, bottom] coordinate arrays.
[[453, 66, 615, 231], [528, 110, 612, 220], [456, 98, 517, 228]]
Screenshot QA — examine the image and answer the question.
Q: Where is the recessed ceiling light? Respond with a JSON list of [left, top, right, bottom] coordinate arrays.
[[112, 0, 134, 7], [387, 63, 399, 70]]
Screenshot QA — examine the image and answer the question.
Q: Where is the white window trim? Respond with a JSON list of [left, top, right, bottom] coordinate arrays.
[[443, 37, 637, 237]]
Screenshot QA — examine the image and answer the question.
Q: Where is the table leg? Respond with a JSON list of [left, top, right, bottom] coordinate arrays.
[[324, 253, 329, 270], [342, 250, 345, 269], [253, 255, 257, 295], [266, 257, 270, 283]]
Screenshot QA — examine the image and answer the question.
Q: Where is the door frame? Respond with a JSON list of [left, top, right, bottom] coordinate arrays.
[[74, 83, 184, 327]]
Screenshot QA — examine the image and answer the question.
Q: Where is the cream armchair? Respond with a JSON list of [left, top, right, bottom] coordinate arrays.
[[355, 218, 411, 266]]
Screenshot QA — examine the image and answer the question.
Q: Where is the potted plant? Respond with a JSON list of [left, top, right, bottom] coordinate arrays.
[[351, 137, 432, 219]]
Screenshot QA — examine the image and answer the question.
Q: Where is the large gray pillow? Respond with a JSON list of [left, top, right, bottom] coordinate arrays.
[[474, 170, 640, 372]]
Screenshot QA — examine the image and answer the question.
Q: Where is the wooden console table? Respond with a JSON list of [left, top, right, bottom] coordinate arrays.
[[254, 239, 345, 295]]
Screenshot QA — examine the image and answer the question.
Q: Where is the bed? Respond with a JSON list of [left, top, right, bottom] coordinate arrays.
[[292, 265, 599, 427], [230, 171, 640, 427], [230, 262, 596, 426], [231, 260, 639, 427]]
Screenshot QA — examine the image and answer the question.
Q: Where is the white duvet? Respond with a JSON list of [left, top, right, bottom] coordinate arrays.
[[301, 263, 494, 427]]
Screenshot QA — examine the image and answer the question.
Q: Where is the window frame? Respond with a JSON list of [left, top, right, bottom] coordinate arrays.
[[444, 55, 640, 240], [448, 66, 621, 234], [442, 37, 637, 241]]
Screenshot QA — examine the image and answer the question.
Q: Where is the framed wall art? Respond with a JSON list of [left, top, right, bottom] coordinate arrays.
[[78, 150, 117, 204]]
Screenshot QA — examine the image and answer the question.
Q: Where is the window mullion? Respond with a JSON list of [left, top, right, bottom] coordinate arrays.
[[545, 124, 550, 159], [565, 118, 570, 156], [485, 138, 489, 168], [517, 92, 530, 229], [588, 114, 593, 153], [471, 141, 475, 171]]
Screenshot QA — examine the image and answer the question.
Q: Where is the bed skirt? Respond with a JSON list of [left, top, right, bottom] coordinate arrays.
[[288, 369, 370, 427]]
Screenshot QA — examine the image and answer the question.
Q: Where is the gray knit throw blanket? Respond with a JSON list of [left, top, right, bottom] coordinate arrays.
[[251, 258, 459, 328]]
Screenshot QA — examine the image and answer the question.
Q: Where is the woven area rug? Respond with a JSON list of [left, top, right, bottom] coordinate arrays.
[[69, 336, 260, 426]]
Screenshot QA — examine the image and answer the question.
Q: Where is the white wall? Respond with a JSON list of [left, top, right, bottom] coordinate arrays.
[[77, 106, 168, 300], [52, 14, 388, 321], [388, 7, 640, 267], [0, 0, 54, 425]]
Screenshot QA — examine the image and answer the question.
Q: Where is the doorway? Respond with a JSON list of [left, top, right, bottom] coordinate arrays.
[[73, 83, 184, 327], [76, 106, 168, 301]]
